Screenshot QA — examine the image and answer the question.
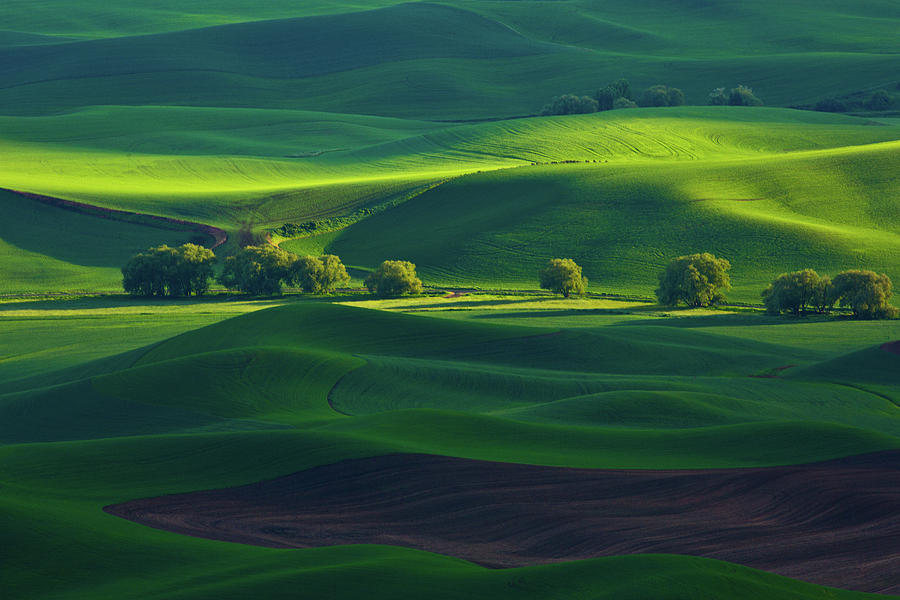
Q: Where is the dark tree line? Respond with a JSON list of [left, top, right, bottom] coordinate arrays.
[[541, 79, 686, 116], [763, 269, 897, 319], [123, 244, 424, 298]]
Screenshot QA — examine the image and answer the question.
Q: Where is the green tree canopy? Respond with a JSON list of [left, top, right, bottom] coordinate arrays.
[[365, 260, 423, 297], [829, 270, 898, 319], [290, 254, 351, 293], [708, 86, 762, 107], [541, 94, 599, 116], [218, 245, 294, 296], [762, 269, 831, 316], [639, 85, 685, 107], [122, 243, 214, 297], [595, 78, 633, 111], [539, 258, 588, 298], [656, 253, 731, 307]]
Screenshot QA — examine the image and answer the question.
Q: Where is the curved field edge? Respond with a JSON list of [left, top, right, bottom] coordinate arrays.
[[1, 434, 897, 598]]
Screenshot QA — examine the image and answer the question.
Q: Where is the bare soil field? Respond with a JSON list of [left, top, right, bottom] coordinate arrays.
[[106, 451, 900, 593]]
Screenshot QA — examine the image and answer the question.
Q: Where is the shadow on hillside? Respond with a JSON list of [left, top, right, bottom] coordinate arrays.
[[613, 314, 843, 328]]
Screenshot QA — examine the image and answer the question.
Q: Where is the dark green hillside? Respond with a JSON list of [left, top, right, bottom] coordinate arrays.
[[0, 2, 897, 117], [1, 299, 899, 599]]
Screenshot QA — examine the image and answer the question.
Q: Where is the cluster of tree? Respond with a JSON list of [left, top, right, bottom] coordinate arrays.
[[814, 88, 899, 113], [122, 244, 215, 297], [763, 269, 898, 319], [541, 79, 685, 116], [540, 94, 599, 116], [218, 245, 350, 296], [542, 253, 896, 320], [707, 85, 763, 106], [638, 85, 685, 108], [123, 243, 429, 298]]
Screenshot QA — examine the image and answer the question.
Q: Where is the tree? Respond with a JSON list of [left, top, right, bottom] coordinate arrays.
[[639, 85, 669, 107], [762, 269, 831, 316], [290, 254, 350, 293], [608, 79, 633, 101], [365, 260, 423, 297], [666, 87, 686, 107], [829, 270, 898, 319], [541, 94, 599, 116], [218, 245, 294, 295], [815, 97, 847, 113], [656, 253, 731, 307], [866, 90, 893, 111], [638, 85, 686, 107], [122, 243, 214, 297], [728, 85, 763, 106], [613, 97, 638, 109], [708, 86, 762, 107], [596, 79, 633, 111], [539, 258, 588, 298], [707, 87, 728, 106]]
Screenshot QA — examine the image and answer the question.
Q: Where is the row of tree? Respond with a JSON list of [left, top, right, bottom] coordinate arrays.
[[541, 79, 764, 116], [541, 79, 687, 116], [124, 245, 895, 318], [538, 253, 897, 319], [122, 244, 423, 298]]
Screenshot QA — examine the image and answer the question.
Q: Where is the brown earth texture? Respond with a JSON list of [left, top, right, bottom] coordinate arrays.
[[106, 452, 900, 594]]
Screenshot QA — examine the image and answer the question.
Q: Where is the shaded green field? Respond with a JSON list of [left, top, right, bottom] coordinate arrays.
[[0, 1, 897, 117], [0, 189, 199, 293], [1, 299, 899, 599]]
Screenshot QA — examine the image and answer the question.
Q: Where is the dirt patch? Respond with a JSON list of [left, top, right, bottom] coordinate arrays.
[[881, 341, 900, 356], [106, 451, 900, 593], [4, 189, 227, 249], [444, 291, 469, 299]]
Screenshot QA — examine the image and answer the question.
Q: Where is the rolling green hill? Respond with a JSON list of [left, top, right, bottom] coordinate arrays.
[[1, 299, 899, 599], [3, 2, 900, 598]]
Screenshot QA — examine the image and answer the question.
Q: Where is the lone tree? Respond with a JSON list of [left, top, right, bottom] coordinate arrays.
[[656, 253, 731, 307], [218, 245, 294, 296], [829, 270, 898, 319], [365, 260, 423, 297], [762, 269, 831, 316], [539, 258, 588, 298], [122, 243, 214, 297], [290, 254, 350, 293]]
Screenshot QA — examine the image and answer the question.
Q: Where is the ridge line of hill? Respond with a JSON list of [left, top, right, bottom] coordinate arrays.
[[1, 188, 227, 249]]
